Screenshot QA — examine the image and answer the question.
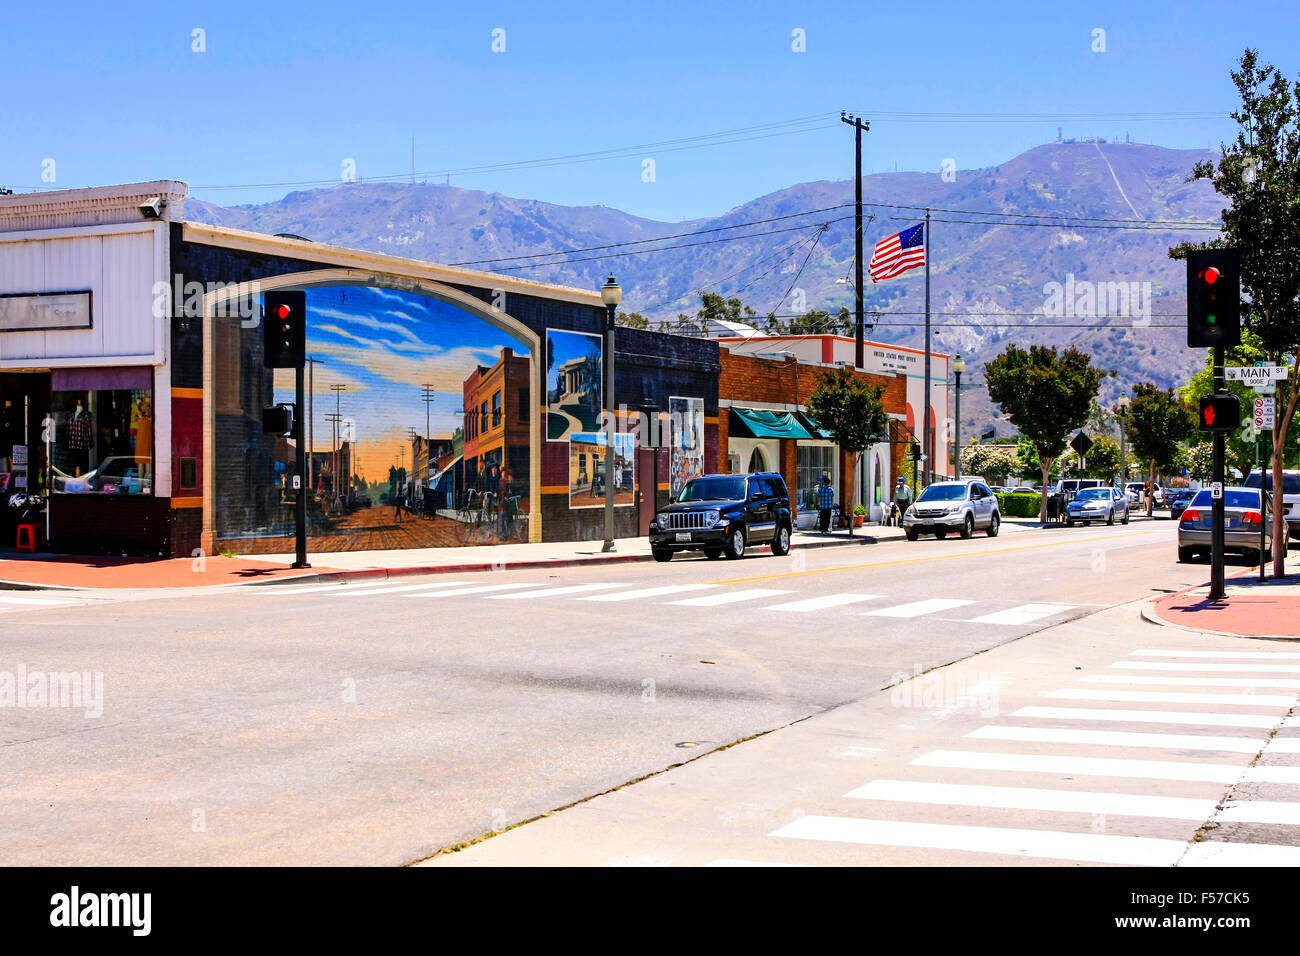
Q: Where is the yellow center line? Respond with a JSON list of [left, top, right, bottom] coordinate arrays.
[[715, 530, 1161, 586]]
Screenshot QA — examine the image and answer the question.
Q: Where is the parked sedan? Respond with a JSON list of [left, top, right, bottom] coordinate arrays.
[[1169, 489, 1197, 521], [1065, 486, 1129, 527], [1177, 487, 1271, 563]]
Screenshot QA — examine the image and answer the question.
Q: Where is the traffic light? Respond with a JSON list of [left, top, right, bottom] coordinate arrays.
[[262, 403, 295, 437], [1198, 392, 1238, 432], [910, 440, 922, 462], [263, 290, 306, 368], [1186, 249, 1240, 349]]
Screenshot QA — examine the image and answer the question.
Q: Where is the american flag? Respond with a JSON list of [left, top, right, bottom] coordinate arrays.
[[869, 222, 926, 282]]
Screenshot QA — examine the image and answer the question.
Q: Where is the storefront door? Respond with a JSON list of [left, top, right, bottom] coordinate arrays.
[[0, 372, 51, 547]]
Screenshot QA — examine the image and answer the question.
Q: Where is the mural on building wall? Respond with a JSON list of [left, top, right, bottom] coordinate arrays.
[[668, 396, 705, 498], [546, 328, 602, 441], [568, 432, 635, 509], [214, 284, 533, 553]]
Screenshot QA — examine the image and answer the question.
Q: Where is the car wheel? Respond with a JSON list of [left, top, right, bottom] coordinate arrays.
[[1106, 510, 1115, 526], [986, 513, 999, 537], [935, 529, 948, 540], [1122, 510, 1129, 525], [770, 523, 791, 557], [1066, 520, 1074, 528], [723, 526, 746, 560], [905, 528, 919, 541], [652, 547, 673, 563], [1177, 546, 1194, 563], [703, 548, 724, 560], [960, 515, 974, 539]]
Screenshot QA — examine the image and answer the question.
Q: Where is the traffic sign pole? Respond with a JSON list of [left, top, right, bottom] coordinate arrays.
[[1210, 346, 1225, 600]]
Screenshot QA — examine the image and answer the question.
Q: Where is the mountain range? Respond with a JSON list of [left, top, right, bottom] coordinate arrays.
[[185, 140, 1225, 436]]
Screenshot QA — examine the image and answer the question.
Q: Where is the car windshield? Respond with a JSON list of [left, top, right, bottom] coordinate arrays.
[[1074, 488, 1110, 500], [676, 477, 746, 502], [1189, 489, 1261, 510], [1244, 473, 1300, 495], [917, 484, 968, 502]]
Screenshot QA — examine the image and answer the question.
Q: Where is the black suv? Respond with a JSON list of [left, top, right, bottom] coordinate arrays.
[[648, 472, 792, 561]]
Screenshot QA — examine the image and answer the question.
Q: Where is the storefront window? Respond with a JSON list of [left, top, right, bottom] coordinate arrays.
[[49, 388, 152, 495], [797, 445, 836, 512]]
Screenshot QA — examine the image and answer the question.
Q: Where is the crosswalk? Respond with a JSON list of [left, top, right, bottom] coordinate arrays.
[[730, 647, 1300, 866], [0, 590, 86, 612], [256, 576, 1084, 629]]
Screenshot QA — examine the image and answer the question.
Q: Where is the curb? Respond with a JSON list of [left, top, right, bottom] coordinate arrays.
[[1139, 595, 1300, 642], [0, 532, 896, 591]]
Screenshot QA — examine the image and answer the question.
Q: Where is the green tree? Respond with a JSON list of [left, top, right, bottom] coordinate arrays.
[[1125, 383, 1195, 493], [616, 310, 649, 330], [805, 367, 891, 536], [1176, 48, 1300, 572], [986, 345, 1103, 522], [1082, 435, 1122, 480], [1186, 441, 1215, 483], [960, 443, 1021, 484]]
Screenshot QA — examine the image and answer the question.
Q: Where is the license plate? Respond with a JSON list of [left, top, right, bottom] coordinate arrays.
[[675, 532, 692, 542]]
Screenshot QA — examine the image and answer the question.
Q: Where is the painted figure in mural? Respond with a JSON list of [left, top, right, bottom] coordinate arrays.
[[817, 474, 835, 534]]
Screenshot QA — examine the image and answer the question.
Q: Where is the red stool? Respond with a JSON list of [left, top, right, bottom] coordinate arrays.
[[16, 524, 40, 553]]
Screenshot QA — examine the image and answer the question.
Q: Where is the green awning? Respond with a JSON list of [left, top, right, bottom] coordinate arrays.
[[729, 407, 815, 440], [797, 412, 833, 440]]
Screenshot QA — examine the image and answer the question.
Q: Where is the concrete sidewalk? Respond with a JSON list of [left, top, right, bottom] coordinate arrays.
[[0, 524, 906, 591], [1147, 568, 1300, 639]]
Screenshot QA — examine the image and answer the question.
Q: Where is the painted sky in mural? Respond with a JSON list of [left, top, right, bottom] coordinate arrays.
[[273, 285, 531, 483]]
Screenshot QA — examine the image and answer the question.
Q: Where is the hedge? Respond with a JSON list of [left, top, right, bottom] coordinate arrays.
[[995, 492, 1042, 518]]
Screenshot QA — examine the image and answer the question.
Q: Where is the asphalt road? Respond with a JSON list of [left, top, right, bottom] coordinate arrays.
[[1, 518, 1202, 865]]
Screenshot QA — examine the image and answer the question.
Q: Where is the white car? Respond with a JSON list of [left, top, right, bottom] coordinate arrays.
[[1065, 486, 1129, 526], [1125, 482, 1165, 507], [903, 480, 1001, 541], [1243, 469, 1300, 540]]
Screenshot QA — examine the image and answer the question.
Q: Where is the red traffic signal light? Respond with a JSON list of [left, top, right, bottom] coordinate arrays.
[[1187, 250, 1239, 348], [1198, 392, 1238, 433], [263, 291, 305, 369]]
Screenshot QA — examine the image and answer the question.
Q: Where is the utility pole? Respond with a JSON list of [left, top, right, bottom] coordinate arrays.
[[328, 383, 347, 513], [922, 207, 932, 487], [1211, 347, 1226, 599], [841, 112, 870, 369], [306, 357, 323, 495]]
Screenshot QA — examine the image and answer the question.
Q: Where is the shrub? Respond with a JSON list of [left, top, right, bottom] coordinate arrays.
[[996, 492, 1042, 518]]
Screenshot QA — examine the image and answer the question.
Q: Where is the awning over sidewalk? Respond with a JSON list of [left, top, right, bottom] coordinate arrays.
[[797, 412, 833, 440], [729, 407, 815, 441]]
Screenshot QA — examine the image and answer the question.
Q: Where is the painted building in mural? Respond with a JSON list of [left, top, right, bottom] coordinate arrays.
[[0, 181, 720, 558]]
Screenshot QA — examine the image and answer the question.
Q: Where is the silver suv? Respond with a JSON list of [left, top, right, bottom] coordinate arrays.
[[903, 480, 1001, 541]]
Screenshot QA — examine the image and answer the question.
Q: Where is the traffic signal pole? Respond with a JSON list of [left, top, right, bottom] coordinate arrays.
[[1210, 346, 1225, 600], [294, 358, 309, 569]]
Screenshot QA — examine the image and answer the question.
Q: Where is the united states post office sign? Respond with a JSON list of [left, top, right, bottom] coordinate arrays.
[[0, 290, 93, 332]]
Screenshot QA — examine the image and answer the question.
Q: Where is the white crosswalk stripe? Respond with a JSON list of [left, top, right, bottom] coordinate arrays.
[[1181, 842, 1300, 867], [864, 598, 976, 618], [966, 603, 1075, 626], [912, 749, 1249, 784], [0, 593, 80, 608], [334, 581, 473, 596], [760, 593, 879, 613], [1082, 674, 1300, 688], [1011, 705, 1281, 729], [1046, 688, 1298, 707], [1215, 801, 1300, 825], [845, 779, 1218, 820], [1132, 649, 1300, 660], [488, 583, 624, 599], [1112, 661, 1300, 673], [966, 725, 1269, 754], [579, 584, 718, 602], [405, 583, 550, 598], [668, 588, 794, 607]]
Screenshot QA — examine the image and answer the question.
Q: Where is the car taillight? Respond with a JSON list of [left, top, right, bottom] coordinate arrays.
[[1181, 509, 1200, 523], [1243, 511, 1263, 524]]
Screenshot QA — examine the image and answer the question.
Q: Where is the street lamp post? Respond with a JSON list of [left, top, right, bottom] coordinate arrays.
[[952, 355, 965, 479], [601, 274, 622, 552], [1117, 394, 1130, 489]]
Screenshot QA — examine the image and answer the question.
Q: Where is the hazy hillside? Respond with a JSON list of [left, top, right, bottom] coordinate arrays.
[[185, 140, 1224, 436]]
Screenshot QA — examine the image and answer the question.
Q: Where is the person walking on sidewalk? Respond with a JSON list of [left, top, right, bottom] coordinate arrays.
[[1143, 479, 1155, 518], [892, 476, 913, 526], [817, 474, 835, 534]]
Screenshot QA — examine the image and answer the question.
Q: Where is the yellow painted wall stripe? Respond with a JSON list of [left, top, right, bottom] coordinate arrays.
[[171, 497, 203, 509], [172, 388, 202, 399]]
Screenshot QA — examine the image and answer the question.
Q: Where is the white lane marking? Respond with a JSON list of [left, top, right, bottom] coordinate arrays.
[[579, 584, 719, 602], [966, 603, 1076, 626], [771, 815, 1185, 866], [966, 725, 1264, 753], [704, 859, 807, 867], [668, 588, 794, 607], [845, 779, 1218, 821], [1011, 706, 1281, 730], [0, 594, 79, 606], [912, 750, 1246, 784], [1133, 649, 1300, 660], [761, 593, 880, 613], [863, 598, 976, 619], [333, 581, 475, 596], [1112, 662, 1300, 674], [1082, 675, 1300, 689], [1048, 688, 1298, 708], [1215, 801, 1300, 825], [1181, 842, 1300, 867], [406, 583, 549, 598], [488, 583, 624, 599]]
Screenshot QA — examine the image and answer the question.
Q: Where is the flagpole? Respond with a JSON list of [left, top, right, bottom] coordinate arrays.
[[923, 207, 931, 487]]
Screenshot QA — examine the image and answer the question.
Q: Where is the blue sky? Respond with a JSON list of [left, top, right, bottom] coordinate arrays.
[[3, 1, 1295, 221]]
